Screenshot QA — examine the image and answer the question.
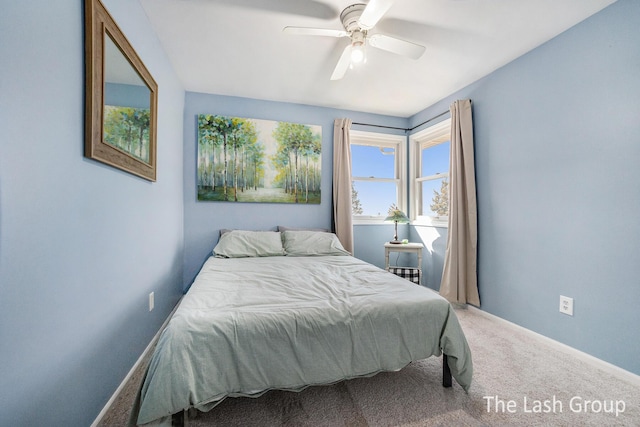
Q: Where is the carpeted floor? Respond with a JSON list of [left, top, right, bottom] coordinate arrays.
[[98, 306, 640, 426]]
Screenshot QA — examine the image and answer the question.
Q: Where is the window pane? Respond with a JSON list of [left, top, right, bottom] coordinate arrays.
[[421, 177, 448, 217], [352, 180, 397, 216], [351, 144, 395, 178], [421, 141, 450, 177]]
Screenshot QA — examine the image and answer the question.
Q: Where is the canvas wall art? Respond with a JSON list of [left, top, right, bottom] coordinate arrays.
[[197, 115, 322, 204]]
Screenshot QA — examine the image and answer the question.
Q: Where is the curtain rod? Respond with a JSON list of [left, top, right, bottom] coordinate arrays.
[[350, 122, 408, 131], [352, 109, 450, 132]]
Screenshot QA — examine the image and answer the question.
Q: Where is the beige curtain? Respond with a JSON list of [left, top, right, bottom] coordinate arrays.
[[332, 118, 354, 253], [439, 100, 480, 306]]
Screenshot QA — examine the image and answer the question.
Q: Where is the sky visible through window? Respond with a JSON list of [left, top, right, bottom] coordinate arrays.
[[421, 141, 450, 216], [351, 141, 450, 216], [351, 144, 395, 216]]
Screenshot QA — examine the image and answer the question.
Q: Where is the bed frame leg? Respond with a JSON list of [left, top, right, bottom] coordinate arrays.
[[171, 410, 185, 427], [442, 354, 452, 388]]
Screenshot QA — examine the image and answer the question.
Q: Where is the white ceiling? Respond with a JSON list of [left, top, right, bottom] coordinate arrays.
[[139, 0, 616, 117]]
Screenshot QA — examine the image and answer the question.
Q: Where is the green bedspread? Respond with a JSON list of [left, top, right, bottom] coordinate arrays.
[[134, 255, 472, 425]]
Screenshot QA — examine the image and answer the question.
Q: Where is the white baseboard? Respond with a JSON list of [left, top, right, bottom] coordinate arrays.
[[91, 296, 183, 427], [466, 305, 640, 388]]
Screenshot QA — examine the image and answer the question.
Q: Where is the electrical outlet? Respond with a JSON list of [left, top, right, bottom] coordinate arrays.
[[559, 295, 573, 316], [149, 292, 155, 312]]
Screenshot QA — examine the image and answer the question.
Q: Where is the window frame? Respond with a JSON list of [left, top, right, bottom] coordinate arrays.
[[350, 130, 407, 225], [410, 118, 451, 227]]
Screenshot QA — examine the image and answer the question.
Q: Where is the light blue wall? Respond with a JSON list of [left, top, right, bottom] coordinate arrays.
[[410, 226, 447, 291], [182, 92, 407, 286], [410, 0, 640, 375], [354, 224, 410, 269], [0, 1, 185, 426]]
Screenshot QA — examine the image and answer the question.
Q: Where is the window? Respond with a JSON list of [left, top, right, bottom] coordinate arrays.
[[350, 130, 406, 223], [410, 119, 451, 225]]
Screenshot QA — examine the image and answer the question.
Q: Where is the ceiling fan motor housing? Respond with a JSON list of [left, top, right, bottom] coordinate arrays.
[[340, 4, 367, 33]]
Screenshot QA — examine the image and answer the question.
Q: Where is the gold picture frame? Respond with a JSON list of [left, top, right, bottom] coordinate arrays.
[[84, 0, 158, 181]]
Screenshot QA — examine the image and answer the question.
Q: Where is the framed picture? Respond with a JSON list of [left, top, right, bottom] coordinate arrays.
[[197, 115, 322, 204]]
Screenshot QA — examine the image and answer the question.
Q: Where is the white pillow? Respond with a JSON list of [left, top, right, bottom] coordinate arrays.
[[282, 230, 351, 257], [213, 230, 285, 258]]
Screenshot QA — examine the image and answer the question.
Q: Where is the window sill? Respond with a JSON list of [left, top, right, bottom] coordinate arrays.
[[353, 216, 388, 225], [353, 217, 448, 228], [412, 217, 449, 228]]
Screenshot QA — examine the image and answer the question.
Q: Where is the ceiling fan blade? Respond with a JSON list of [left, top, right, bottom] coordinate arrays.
[[283, 26, 348, 38], [368, 34, 426, 59], [331, 45, 352, 80], [358, 0, 395, 30]]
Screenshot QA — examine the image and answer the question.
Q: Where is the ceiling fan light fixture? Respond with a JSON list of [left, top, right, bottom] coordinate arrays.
[[349, 30, 366, 65], [351, 42, 365, 64]]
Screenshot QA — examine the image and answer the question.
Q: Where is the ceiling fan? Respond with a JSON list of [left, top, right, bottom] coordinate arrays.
[[283, 0, 426, 80]]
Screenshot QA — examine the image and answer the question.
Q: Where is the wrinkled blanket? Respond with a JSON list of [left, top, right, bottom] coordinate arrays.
[[134, 256, 472, 425]]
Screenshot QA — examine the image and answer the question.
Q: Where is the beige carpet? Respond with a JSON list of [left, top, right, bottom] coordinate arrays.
[[98, 306, 640, 426]]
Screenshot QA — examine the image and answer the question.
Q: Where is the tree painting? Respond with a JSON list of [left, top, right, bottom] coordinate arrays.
[[103, 105, 150, 162], [197, 115, 321, 204]]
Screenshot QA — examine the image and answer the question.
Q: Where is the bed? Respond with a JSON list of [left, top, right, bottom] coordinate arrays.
[[132, 230, 473, 426]]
